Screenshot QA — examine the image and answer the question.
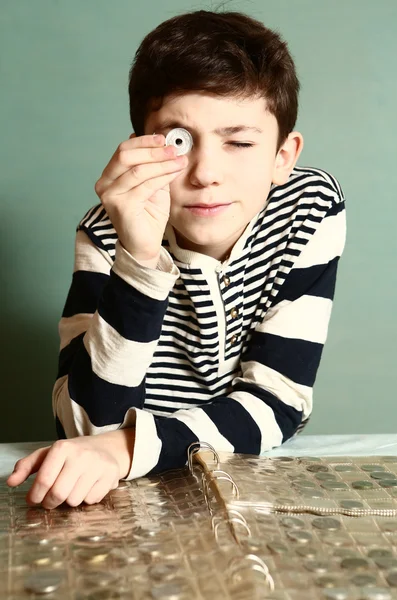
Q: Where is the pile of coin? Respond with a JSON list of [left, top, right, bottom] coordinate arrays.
[[0, 468, 269, 599], [217, 454, 397, 599]]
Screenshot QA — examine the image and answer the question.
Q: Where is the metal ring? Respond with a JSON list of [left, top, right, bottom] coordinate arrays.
[[187, 441, 220, 472], [213, 516, 251, 544], [211, 515, 223, 530], [213, 518, 232, 543], [228, 517, 251, 538], [227, 555, 275, 591], [210, 472, 239, 499], [227, 509, 248, 525]]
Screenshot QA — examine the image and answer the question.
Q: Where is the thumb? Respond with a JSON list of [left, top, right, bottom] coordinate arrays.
[[6, 446, 51, 487]]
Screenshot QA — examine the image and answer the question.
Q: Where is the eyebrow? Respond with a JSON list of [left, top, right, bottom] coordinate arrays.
[[154, 120, 263, 136]]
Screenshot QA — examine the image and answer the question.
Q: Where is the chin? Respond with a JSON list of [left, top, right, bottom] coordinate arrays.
[[175, 227, 221, 247]]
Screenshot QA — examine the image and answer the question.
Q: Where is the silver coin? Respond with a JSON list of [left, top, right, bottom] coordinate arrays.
[[135, 477, 160, 487], [76, 532, 108, 544], [341, 557, 370, 570], [307, 464, 329, 473], [367, 548, 393, 560], [140, 542, 180, 561], [30, 552, 63, 568], [321, 481, 349, 490], [109, 548, 136, 567], [386, 570, 397, 587], [315, 575, 340, 588], [286, 529, 312, 544], [333, 548, 360, 559], [80, 571, 121, 588], [151, 580, 190, 599], [149, 563, 180, 581], [334, 465, 356, 472], [350, 573, 377, 586], [290, 473, 310, 481], [267, 541, 289, 554], [312, 517, 341, 531], [362, 464, 386, 472], [323, 588, 350, 600], [315, 472, 337, 481], [379, 480, 397, 488], [22, 536, 60, 549], [352, 480, 375, 490], [165, 128, 193, 156], [275, 496, 296, 505], [24, 571, 64, 594], [115, 480, 131, 489], [74, 547, 109, 563], [77, 591, 128, 600], [280, 516, 305, 529], [323, 534, 352, 547], [360, 588, 392, 600], [370, 471, 396, 480], [301, 489, 325, 499], [294, 480, 317, 488], [374, 556, 397, 569], [296, 545, 318, 559], [339, 500, 364, 509], [304, 559, 329, 573]]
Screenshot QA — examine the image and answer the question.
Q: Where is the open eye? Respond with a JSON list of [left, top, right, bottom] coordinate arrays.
[[228, 142, 254, 148]]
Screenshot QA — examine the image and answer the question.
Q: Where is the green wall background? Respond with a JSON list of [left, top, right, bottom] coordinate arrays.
[[1, 1, 396, 443]]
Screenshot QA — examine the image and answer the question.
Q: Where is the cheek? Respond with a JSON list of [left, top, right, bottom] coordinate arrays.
[[236, 163, 272, 192]]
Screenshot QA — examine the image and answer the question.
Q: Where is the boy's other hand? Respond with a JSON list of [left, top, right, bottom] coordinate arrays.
[[94, 133, 188, 264], [6, 436, 123, 510]]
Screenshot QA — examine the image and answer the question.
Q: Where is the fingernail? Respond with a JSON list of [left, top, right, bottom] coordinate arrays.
[[153, 134, 164, 144]]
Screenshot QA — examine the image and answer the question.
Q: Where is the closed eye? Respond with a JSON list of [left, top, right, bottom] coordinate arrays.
[[228, 142, 254, 148]]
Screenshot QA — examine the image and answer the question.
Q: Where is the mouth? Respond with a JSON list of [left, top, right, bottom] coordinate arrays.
[[185, 203, 232, 217], [188, 203, 228, 208]]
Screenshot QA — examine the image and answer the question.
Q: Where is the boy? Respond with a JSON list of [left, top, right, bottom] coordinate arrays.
[[7, 10, 346, 509]]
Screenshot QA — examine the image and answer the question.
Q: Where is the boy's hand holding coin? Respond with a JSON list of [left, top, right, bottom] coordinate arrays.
[[94, 133, 187, 265]]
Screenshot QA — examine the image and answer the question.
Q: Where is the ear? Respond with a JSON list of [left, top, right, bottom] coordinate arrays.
[[272, 131, 304, 185]]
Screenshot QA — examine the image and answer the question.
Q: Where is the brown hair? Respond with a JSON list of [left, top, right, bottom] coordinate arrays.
[[128, 10, 300, 152]]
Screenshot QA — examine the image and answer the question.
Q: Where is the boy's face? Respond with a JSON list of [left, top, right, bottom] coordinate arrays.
[[145, 92, 300, 261]]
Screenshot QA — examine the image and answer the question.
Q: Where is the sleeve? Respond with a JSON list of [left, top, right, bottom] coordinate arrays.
[[124, 190, 347, 479], [52, 227, 180, 440]]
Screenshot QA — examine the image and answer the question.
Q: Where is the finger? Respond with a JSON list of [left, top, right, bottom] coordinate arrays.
[[65, 471, 101, 508], [25, 442, 68, 505], [104, 155, 187, 197], [126, 133, 163, 146], [140, 169, 185, 197], [41, 468, 97, 510], [36, 459, 88, 510], [6, 447, 51, 487], [83, 476, 119, 506], [98, 142, 176, 193]]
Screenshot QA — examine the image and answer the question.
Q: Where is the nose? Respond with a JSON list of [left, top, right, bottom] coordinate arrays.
[[187, 143, 224, 188]]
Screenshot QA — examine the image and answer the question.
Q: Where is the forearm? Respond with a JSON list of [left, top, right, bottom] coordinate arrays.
[[55, 238, 180, 436]]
